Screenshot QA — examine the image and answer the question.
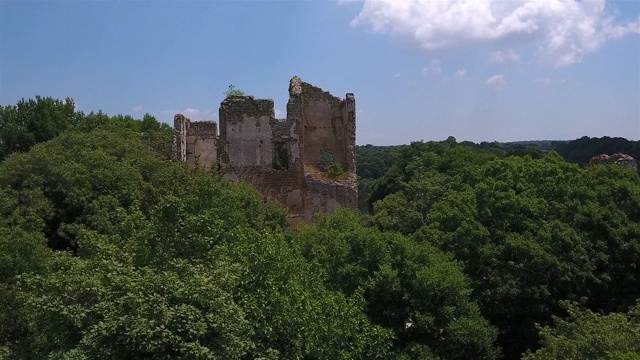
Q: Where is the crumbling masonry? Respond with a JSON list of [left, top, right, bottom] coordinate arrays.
[[587, 153, 638, 172], [173, 76, 357, 222]]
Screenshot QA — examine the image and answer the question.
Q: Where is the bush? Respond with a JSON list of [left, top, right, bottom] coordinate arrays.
[[223, 84, 246, 98], [327, 161, 345, 179]]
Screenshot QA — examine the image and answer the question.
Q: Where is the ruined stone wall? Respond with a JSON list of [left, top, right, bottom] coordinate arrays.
[[219, 96, 275, 166], [342, 94, 356, 173], [173, 77, 357, 222], [303, 173, 358, 223], [292, 78, 356, 174], [173, 115, 218, 170], [292, 77, 358, 220], [173, 114, 187, 162], [588, 153, 638, 172], [218, 94, 306, 218], [223, 165, 306, 217], [188, 121, 217, 170]]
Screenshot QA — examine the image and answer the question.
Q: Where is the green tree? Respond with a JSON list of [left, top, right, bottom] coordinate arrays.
[[0, 127, 392, 359], [0, 96, 77, 160], [554, 136, 640, 171], [16, 250, 252, 359], [356, 145, 405, 212], [296, 210, 499, 359], [367, 140, 640, 358], [523, 302, 640, 360]]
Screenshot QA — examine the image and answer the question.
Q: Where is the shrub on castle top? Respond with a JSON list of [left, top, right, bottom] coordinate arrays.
[[223, 84, 246, 98]]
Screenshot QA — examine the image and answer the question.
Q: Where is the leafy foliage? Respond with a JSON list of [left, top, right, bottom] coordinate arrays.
[[327, 161, 346, 179], [4, 96, 639, 360], [356, 144, 404, 211], [0, 127, 391, 359], [17, 253, 252, 359], [356, 144, 405, 181], [0, 96, 77, 160], [223, 84, 246, 98], [554, 136, 640, 170], [296, 210, 500, 359], [367, 140, 640, 358], [0, 96, 172, 163], [523, 302, 640, 360]]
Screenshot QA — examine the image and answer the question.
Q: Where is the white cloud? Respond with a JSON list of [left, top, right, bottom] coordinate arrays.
[[490, 49, 520, 64], [454, 69, 466, 79], [486, 74, 506, 88], [350, 0, 640, 66], [132, 105, 144, 112], [183, 108, 202, 119], [490, 52, 506, 64], [274, 109, 284, 118], [162, 108, 216, 122], [421, 59, 442, 76]]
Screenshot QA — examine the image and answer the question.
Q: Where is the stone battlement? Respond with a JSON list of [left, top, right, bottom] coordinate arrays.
[[173, 77, 357, 222]]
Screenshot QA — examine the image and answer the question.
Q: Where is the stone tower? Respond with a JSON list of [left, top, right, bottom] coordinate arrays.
[[173, 77, 357, 222]]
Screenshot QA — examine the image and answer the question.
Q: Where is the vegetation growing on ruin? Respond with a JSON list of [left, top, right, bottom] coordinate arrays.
[[326, 161, 347, 179], [1, 96, 639, 359], [223, 84, 246, 98]]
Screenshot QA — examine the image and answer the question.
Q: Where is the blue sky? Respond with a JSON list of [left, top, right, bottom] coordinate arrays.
[[1, 0, 638, 145]]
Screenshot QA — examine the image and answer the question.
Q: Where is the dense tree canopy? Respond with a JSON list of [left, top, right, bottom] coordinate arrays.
[[296, 210, 499, 359], [0, 127, 391, 359], [554, 136, 640, 169], [2, 96, 639, 359], [0, 96, 77, 160], [0, 96, 172, 162], [523, 302, 640, 360], [356, 144, 404, 212], [367, 140, 640, 359]]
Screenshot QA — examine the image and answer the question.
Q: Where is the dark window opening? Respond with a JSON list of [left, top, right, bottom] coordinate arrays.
[[273, 142, 289, 171]]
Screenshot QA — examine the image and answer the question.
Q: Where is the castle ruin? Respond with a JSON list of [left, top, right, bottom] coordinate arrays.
[[587, 153, 638, 172], [173, 76, 357, 222]]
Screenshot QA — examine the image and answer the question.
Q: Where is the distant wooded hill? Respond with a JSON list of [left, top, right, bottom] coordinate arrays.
[[358, 136, 639, 179], [356, 136, 640, 211]]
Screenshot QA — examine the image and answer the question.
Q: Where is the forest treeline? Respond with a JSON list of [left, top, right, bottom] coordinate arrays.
[[1, 96, 639, 360], [357, 136, 640, 211]]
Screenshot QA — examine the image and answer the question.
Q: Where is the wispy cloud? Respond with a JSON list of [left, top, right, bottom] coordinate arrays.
[[183, 108, 202, 119], [132, 105, 144, 112], [162, 108, 216, 122], [486, 74, 506, 89], [490, 49, 520, 64], [421, 59, 442, 76], [349, 0, 640, 66], [454, 69, 466, 80]]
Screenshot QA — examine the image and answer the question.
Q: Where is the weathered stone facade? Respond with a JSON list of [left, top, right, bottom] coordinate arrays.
[[173, 77, 357, 222], [587, 153, 638, 172]]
